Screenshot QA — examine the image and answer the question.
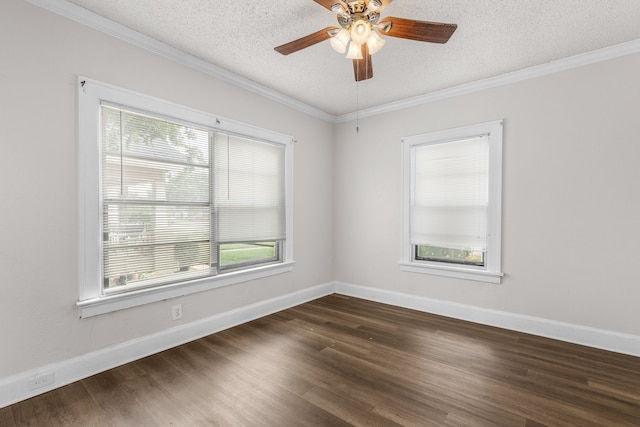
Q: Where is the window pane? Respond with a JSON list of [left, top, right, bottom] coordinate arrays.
[[104, 241, 211, 290], [219, 242, 279, 269], [103, 157, 210, 204], [416, 245, 485, 266], [101, 105, 214, 292], [102, 106, 209, 166]]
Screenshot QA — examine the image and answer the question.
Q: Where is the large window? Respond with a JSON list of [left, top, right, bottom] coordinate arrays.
[[78, 78, 293, 316], [401, 121, 503, 283]]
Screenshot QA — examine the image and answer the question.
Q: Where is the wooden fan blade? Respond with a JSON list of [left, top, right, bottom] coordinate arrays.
[[352, 44, 373, 81], [382, 17, 457, 44], [274, 27, 339, 55]]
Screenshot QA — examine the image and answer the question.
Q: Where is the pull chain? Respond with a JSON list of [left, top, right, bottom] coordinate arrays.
[[356, 78, 359, 134]]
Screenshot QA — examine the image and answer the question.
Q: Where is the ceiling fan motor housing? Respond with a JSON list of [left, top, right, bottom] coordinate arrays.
[[347, 1, 366, 14], [336, 1, 381, 28]]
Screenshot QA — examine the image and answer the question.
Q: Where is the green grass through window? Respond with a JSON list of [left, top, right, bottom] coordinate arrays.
[[220, 242, 277, 266]]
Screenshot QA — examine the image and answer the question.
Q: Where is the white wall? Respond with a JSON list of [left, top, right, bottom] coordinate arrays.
[[0, 0, 334, 380], [334, 52, 640, 338]]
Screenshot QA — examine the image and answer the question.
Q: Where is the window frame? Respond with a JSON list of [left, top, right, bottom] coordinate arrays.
[[77, 77, 294, 317], [400, 120, 504, 284]]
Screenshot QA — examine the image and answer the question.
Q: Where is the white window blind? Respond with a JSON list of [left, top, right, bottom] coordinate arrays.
[[214, 133, 286, 243], [411, 135, 489, 251], [101, 105, 214, 292]]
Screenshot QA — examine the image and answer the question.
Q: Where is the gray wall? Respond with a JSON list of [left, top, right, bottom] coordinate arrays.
[[0, 0, 334, 379], [333, 52, 640, 337]]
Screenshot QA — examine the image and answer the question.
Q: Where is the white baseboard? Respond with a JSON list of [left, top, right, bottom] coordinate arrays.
[[0, 282, 334, 409], [3, 280, 638, 409], [334, 281, 640, 357]]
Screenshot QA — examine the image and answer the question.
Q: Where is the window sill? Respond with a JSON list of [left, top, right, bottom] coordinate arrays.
[[76, 261, 295, 318], [399, 261, 503, 284]]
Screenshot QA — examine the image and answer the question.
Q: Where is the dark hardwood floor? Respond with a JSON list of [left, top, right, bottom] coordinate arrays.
[[2, 294, 639, 426]]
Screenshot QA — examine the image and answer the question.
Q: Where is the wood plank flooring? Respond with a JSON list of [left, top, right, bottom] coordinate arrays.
[[2, 295, 639, 426]]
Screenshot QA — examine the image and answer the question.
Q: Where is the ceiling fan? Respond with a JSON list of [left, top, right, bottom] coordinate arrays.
[[274, 0, 457, 81]]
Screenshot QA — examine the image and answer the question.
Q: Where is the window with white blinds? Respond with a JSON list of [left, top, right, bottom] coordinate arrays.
[[401, 121, 503, 283], [77, 78, 293, 315], [100, 106, 289, 294], [102, 106, 214, 293]]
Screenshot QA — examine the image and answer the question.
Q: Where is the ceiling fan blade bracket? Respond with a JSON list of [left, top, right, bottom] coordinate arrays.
[[313, 0, 345, 12], [337, 14, 353, 27], [376, 21, 392, 33], [367, 12, 381, 24], [330, 1, 350, 15]]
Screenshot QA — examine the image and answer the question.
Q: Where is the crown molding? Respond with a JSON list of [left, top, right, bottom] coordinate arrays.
[[336, 38, 640, 123], [25, 1, 640, 125], [25, 0, 336, 123]]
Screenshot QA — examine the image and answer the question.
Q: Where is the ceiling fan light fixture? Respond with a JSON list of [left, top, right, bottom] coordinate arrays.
[[366, 30, 385, 55], [350, 19, 371, 45], [346, 42, 363, 59], [330, 28, 350, 53]]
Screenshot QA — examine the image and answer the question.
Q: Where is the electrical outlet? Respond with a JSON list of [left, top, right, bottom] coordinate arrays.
[[171, 304, 183, 320], [27, 372, 55, 391]]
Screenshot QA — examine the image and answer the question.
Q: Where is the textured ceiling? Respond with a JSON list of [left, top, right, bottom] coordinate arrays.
[[66, 0, 640, 116]]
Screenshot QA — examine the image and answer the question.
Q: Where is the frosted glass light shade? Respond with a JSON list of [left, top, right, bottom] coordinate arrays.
[[350, 19, 371, 45], [330, 28, 350, 53], [346, 42, 363, 59], [366, 30, 385, 55]]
